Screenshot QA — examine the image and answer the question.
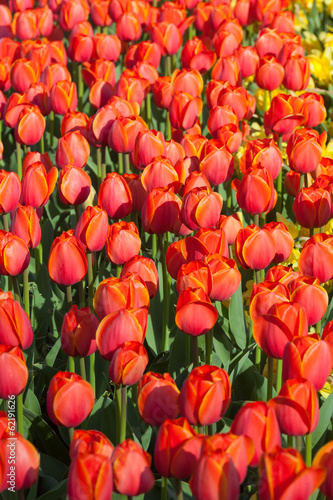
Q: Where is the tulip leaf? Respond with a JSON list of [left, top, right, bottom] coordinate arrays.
[[24, 388, 41, 416], [228, 284, 248, 350], [213, 322, 236, 369], [312, 391, 333, 451], [169, 329, 190, 379], [39, 453, 68, 483], [36, 478, 67, 500]]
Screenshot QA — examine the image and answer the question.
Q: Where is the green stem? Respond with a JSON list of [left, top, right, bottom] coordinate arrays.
[[79, 357, 86, 381], [101, 145, 106, 179], [78, 63, 84, 112], [305, 433, 312, 467], [296, 435, 303, 454], [175, 478, 184, 500], [255, 345, 261, 373], [124, 153, 130, 174], [205, 329, 213, 365], [316, 319, 321, 334], [165, 55, 172, 77], [120, 384, 127, 443], [267, 357, 273, 401], [161, 476, 168, 500], [276, 359, 283, 393], [277, 135, 283, 213], [166, 111, 171, 141], [2, 212, 9, 231], [87, 252, 94, 309], [68, 426, 74, 442], [287, 435, 294, 448], [40, 133, 44, 154], [97, 147, 102, 189], [35, 245, 41, 277], [16, 392, 24, 435], [158, 233, 170, 352], [78, 280, 84, 309], [89, 352, 95, 398], [193, 336, 199, 367], [66, 285, 73, 310], [115, 384, 122, 445], [12, 275, 21, 304], [23, 267, 29, 316], [16, 141, 22, 179], [118, 152, 123, 175], [145, 93, 151, 129], [68, 356, 75, 373], [226, 181, 232, 211]]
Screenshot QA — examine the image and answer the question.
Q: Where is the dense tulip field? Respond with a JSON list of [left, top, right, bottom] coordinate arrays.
[[0, 0, 333, 498]]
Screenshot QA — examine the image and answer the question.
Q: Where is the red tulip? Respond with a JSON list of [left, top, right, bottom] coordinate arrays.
[[67, 33, 94, 63], [10, 58, 40, 93], [47, 371, 94, 427], [217, 84, 256, 121], [58, 165, 91, 206], [298, 233, 333, 283], [10, 205, 41, 249], [56, 131, 90, 169], [0, 170, 21, 214], [235, 224, 276, 271], [216, 213, 243, 245], [236, 45, 259, 78], [181, 37, 216, 74], [105, 221, 141, 265], [121, 255, 158, 298], [116, 12, 142, 42], [25, 82, 51, 116], [74, 205, 108, 252], [204, 254, 242, 302], [153, 76, 172, 109], [98, 172, 132, 219], [112, 439, 154, 496], [211, 55, 241, 86], [282, 334, 333, 391], [70, 429, 114, 460], [96, 307, 147, 360], [180, 365, 231, 426], [50, 80, 77, 115], [233, 167, 276, 216], [259, 447, 326, 500], [289, 275, 328, 326], [0, 346, 28, 398], [264, 93, 305, 137], [230, 401, 281, 466], [59, 0, 89, 31], [141, 187, 181, 234], [20, 160, 58, 207], [109, 341, 148, 386], [150, 21, 183, 56], [263, 221, 293, 264], [14, 104, 46, 146], [175, 287, 218, 336], [0, 292, 33, 349], [108, 115, 148, 154], [199, 139, 234, 186], [61, 305, 98, 358], [249, 280, 290, 321], [68, 451, 113, 500], [177, 260, 212, 295], [239, 138, 282, 180], [90, 0, 112, 27], [301, 92, 327, 128], [181, 186, 222, 231], [137, 372, 180, 426], [166, 236, 210, 280], [283, 55, 310, 91], [141, 156, 179, 193], [313, 441, 333, 499], [48, 230, 87, 286], [287, 128, 323, 174], [0, 231, 30, 277]]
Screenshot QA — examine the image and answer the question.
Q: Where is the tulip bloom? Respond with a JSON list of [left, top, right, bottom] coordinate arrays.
[[109, 341, 148, 386], [74, 205, 108, 252], [137, 372, 180, 426], [0, 231, 30, 277], [230, 401, 281, 467], [205, 255, 241, 302], [47, 371, 94, 428], [180, 365, 231, 426], [233, 167, 276, 216], [269, 378, 319, 435], [264, 93, 305, 137], [301, 92, 327, 128], [263, 221, 294, 264], [259, 447, 326, 500], [282, 335, 333, 391], [0, 294, 33, 349], [249, 281, 290, 321], [106, 221, 141, 266], [10, 58, 40, 93], [181, 186, 222, 231], [181, 37, 216, 73], [61, 305, 98, 358], [141, 156, 179, 193], [141, 187, 181, 234], [287, 128, 324, 174], [0, 170, 21, 214], [283, 55, 310, 91], [289, 275, 328, 326], [68, 451, 113, 500], [199, 140, 234, 186], [112, 440, 154, 496], [98, 172, 132, 219], [293, 187, 331, 228], [48, 230, 87, 286], [0, 346, 28, 399], [313, 441, 333, 499], [175, 287, 218, 336], [298, 233, 333, 283], [239, 138, 282, 181], [133, 129, 166, 170], [10, 205, 41, 249], [58, 166, 92, 206], [177, 260, 212, 296], [166, 236, 210, 280], [96, 307, 147, 360], [70, 429, 114, 460], [50, 80, 78, 115], [150, 21, 183, 56], [14, 104, 46, 146], [235, 224, 276, 271], [108, 115, 148, 154], [20, 160, 58, 207], [121, 255, 158, 299], [56, 131, 90, 170]]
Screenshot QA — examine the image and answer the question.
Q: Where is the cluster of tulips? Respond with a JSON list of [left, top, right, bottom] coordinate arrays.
[[0, 0, 332, 498]]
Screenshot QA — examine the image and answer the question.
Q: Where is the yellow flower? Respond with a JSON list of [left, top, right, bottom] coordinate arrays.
[[320, 372, 333, 399], [302, 31, 323, 53], [243, 279, 254, 307], [322, 139, 333, 159], [308, 53, 332, 86], [254, 88, 280, 112], [276, 213, 298, 239]]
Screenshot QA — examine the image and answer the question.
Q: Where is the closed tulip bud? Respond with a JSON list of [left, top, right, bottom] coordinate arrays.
[[41, 62, 72, 91], [150, 21, 182, 56], [204, 254, 242, 302], [112, 439, 154, 496], [106, 221, 141, 265], [217, 84, 256, 121], [190, 449, 240, 500], [181, 37, 216, 74], [67, 451, 113, 500], [263, 221, 293, 264], [199, 139, 234, 186], [313, 441, 333, 499], [207, 104, 238, 139], [56, 130, 90, 170], [283, 55, 310, 91], [114, 69, 150, 108], [141, 187, 181, 234], [59, 0, 89, 31], [4, 94, 30, 130], [287, 128, 323, 174], [230, 401, 281, 467], [137, 372, 180, 426], [93, 274, 150, 320], [211, 55, 241, 86], [96, 307, 147, 360], [175, 287, 218, 336], [141, 156, 179, 193], [10, 205, 41, 249], [259, 447, 326, 500], [301, 92, 327, 128], [58, 165, 92, 206], [109, 341, 148, 386], [166, 236, 209, 280], [216, 213, 243, 246], [51, 80, 78, 115], [153, 76, 172, 109], [181, 186, 222, 231], [10, 58, 40, 93], [21, 160, 58, 207], [293, 187, 331, 229], [67, 34, 94, 63], [255, 28, 283, 58], [98, 172, 132, 219], [298, 233, 333, 283], [90, 0, 112, 27], [0, 170, 21, 215], [169, 91, 202, 130], [47, 371, 94, 427], [0, 231, 30, 277], [74, 205, 108, 252], [253, 301, 308, 359], [0, 292, 33, 349], [0, 346, 28, 398], [282, 334, 333, 391], [121, 255, 158, 298], [48, 230, 87, 286], [14, 105, 46, 146], [70, 429, 114, 460], [269, 378, 319, 435], [289, 276, 328, 326], [180, 365, 231, 426], [236, 45, 259, 78], [235, 224, 276, 271], [255, 54, 284, 91], [61, 305, 98, 358], [61, 111, 89, 136], [177, 260, 212, 296], [108, 115, 148, 154]]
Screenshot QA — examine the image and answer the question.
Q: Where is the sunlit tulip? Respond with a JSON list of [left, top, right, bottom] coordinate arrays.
[[141, 187, 181, 234], [0, 293, 33, 349], [10, 58, 40, 93], [239, 138, 282, 180], [283, 55, 310, 91], [67, 34, 94, 63], [68, 451, 113, 500], [235, 224, 276, 271], [137, 372, 180, 426], [301, 92, 327, 128], [58, 165, 91, 206], [61, 305, 98, 358], [181, 37, 216, 73], [93, 274, 150, 320], [264, 93, 305, 137], [169, 91, 203, 130], [56, 130, 90, 169], [10, 205, 41, 249], [289, 275, 328, 326], [50, 80, 78, 115], [259, 447, 326, 500], [47, 371, 94, 427], [21, 160, 57, 208], [98, 172, 132, 219], [175, 287, 218, 336], [282, 335, 333, 391], [48, 230, 87, 286], [255, 55, 284, 91], [150, 21, 183, 56], [59, 0, 89, 31], [153, 76, 172, 109], [70, 429, 114, 460], [109, 341, 148, 386], [263, 221, 293, 264], [313, 441, 333, 499], [105, 221, 141, 265], [96, 307, 147, 360], [73, 205, 108, 252], [211, 55, 241, 86], [298, 233, 333, 283], [204, 254, 241, 302], [177, 260, 212, 295], [90, 0, 112, 27], [236, 45, 259, 78], [121, 256, 158, 298], [269, 378, 319, 435], [0, 171, 21, 215], [287, 128, 323, 174], [14, 104, 45, 146], [41, 62, 72, 91], [249, 281, 290, 321], [0, 231, 30, 277], [61, 111, 89, 136], [166, 236, 210, 280], [217, 84, 256, 121], [181, 186, 222, 231], [180, 365, 231, 426], [0, 346, 28, 398], [216, 213, 243, 246], [108, 115, 147, 154], [114, 69, 149, 107]]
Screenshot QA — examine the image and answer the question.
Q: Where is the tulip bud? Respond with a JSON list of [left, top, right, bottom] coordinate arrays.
[[48, 230, 87, 286], [0, 231, 30, 277], [61, 305, 98, 358], [0, 346, 28, 398]]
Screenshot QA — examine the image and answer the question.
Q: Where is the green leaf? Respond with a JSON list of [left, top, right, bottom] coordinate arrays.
[[24, 388, 41, 416], [312, 391, 333, 450], [228, 284, 248, 349], [39, 453, 68, 483], [37, 479, 67, 500]]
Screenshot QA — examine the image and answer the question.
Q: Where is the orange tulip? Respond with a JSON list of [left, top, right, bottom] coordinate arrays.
[[114, 69, 149, 107], [235, 224, 276, 271], [14, 104, 45, 146], [263, 221, 293, 264], [216, 213, 243, 245], [255, 54, 284, 91], [0, 231, 30, 277], [217, 84, 256, 121], [98, 172, 132, 219], [289, 275, 328, 326], [301, 92, 327, 128], [166, 236, 210, 280], [180, 365, 231, 426], [48, 230, 87, 286], [59, 0, 89, 31], [20, 159, 57, 208], [298, 233, 333, 283], [199, 139, 234, 186], [56, 130, 90, 169], [0, 292, 33, 349], [74, 205, 108, 252], [204, 254, 242, 302], [259, 447, 326, 500], [211, 55, 241, 86], [177, 260, 212, 295], [0, 346, 28, 398], [109, 341, 148, 386], [58, 165, 91, 206], [67, 33, 94, 63], [150, 21, 182, 56], [105, 221, 141, 265], [249, 280, 290, 321], [181, 37, 216, 74], [287, 128, 323, 174], [10, 204, 41, 249], [313, 441, 333, 499], [236, 45, 259, 78], [141, 187, 181, 234], [269, 378, 319, 435], [181, 186, 222, 231], [0, 170, 21, 215], [264, 93, 305, 137], [10, 58, 40, 93], [90, 0, 112, 27], [108, 115, 147, 154], [50, 80, 78, 115], [175, 287, 218, 336], [283, 55, 310, 91], [47, 371, 94, 427], [61, 305, 98, 358], [137, 372, 180, 426], [239, 138, 282, 180], [121, 255, 158, 299], [68, 451, 113, 500]]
